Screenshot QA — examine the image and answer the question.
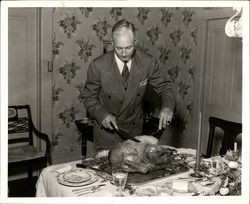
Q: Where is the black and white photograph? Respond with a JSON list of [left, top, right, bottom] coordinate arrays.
[[1, 1, 249, 204]]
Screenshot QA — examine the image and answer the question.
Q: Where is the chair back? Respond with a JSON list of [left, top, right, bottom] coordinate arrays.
[[8, 105, 34, 146], [206, 116, 242, 158]]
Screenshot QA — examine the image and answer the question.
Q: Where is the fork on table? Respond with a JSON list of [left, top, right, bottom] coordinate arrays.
[[72, 184, 105, 196]]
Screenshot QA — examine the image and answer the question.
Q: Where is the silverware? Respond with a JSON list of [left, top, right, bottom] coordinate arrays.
[[200, 181, 215, 186], [111, 123, 140, 143], [72, 184, 105, 193], [76, 188, 102, 196], [150, 128, 162, 136]]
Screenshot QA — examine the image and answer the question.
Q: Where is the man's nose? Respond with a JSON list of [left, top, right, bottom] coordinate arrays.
[[121, 49, 127, 56]]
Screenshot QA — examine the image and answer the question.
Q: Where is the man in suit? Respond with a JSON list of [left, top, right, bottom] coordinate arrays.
[[83, 19, 176, 153]]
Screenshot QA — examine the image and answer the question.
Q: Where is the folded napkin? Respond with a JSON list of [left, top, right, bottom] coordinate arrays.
[[53, 165, 72, 174]]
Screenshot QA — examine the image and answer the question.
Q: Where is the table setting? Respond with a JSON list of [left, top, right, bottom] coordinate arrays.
[[36, 114, 241, 197], [35, 144, 241, 197]]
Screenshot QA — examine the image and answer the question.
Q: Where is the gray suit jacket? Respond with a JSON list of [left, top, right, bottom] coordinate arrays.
[[83, 50, 175, 150]]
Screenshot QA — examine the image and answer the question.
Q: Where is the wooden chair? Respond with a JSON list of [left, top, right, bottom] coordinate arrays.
[[206, 116, 242, 158], [8, 105, 51, 180]]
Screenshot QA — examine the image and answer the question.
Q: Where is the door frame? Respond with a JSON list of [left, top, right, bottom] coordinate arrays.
[[40, 8, 53, 142], [192, 8, 238, 154]]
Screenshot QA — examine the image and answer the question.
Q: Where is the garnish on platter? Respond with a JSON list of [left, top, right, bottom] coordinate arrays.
[[228, 161, 239, 169], [218, 163, 241, 195], [224, 149, 239, 161]]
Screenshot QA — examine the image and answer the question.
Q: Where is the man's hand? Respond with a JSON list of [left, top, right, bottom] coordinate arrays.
[[101, 114, 118, 130], [158, 107, 173, 129]]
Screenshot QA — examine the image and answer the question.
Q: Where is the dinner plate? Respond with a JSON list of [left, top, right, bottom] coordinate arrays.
[[57, 169, 98, 187], [63, 171, 91, 183]]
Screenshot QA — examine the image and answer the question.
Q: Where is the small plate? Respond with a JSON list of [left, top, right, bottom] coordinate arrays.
[[134, 185, 173, 196], [163, 181, 197, 195], [134, 185, 159, 196], [63, 171, 91, 183], [58, 169, 98, 187]]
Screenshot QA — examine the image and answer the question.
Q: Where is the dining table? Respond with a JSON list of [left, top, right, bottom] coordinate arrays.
[[35, 146, 241, 197]]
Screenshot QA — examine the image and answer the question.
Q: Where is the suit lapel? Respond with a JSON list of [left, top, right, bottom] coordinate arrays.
[[118, 52, 142, 115], [111, 56, 125, 96], [104, 53, 126, 101]]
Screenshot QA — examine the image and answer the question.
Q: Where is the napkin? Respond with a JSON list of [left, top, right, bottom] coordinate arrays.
[[53, 165, 72, 174]]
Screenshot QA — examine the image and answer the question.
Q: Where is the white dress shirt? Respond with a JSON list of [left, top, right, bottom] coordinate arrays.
[[114, 54, 132, 74]]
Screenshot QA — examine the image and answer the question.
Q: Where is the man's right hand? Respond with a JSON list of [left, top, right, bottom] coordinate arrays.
[[101, 114, 118, 130]]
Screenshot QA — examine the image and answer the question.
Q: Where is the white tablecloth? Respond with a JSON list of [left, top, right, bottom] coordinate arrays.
[[36, 147, 221, 197]]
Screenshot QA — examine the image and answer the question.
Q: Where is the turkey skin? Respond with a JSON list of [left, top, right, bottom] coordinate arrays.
[[108, 136, 179, 173]]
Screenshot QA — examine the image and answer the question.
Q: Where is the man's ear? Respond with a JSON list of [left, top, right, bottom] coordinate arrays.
[[111, 41, 115, 49]]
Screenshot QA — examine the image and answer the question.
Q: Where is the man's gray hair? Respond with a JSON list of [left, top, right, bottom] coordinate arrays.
[[111, 19, 136, 37]]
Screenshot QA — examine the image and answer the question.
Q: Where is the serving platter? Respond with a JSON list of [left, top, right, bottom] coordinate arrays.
[[84, 150, 191, 186], [57, 169, 98, 187], [99, 163, 189, 185], [127, 164, 189, 185]]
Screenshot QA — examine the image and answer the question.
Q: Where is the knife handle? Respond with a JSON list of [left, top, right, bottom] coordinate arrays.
[[76, 163, 87, 168]]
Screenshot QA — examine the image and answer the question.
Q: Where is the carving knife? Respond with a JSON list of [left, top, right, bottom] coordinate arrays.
[[111, 123, 140, 143]]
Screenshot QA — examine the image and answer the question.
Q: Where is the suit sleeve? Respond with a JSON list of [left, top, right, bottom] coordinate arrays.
[[148, 57, 176, 111], [82, 61, 109, 124]]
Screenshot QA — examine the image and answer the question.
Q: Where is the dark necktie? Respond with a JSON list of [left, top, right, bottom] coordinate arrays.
[[122, 61, 129, 84]]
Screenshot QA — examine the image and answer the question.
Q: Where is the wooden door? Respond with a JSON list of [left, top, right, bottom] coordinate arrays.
[[8, 8, 40, 126], [8, 8, 42, 180], [201, 18, 242, 154]]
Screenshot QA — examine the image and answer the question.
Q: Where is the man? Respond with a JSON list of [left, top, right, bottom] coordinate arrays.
[[83, 19, 175, 152]]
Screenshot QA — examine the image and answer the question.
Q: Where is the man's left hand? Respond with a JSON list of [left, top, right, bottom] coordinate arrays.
[[158, 107, 173, 130]]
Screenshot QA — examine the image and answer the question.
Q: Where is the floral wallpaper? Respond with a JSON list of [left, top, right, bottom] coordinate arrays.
[[51, 7, 200, 159]]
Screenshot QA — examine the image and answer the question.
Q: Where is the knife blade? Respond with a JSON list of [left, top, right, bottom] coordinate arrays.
[[111, 123, 140, 143]]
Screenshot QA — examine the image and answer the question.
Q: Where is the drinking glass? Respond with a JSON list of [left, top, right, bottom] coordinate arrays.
[[112, 168, 128, 196], [210, 156, 224, 175]]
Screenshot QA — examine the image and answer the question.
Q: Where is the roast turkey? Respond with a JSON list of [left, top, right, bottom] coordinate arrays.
[[108, 136, 182, 173]]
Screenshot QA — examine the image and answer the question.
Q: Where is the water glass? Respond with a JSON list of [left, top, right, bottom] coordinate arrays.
[[112, 168, 128, 196], [210, 156, 224, 175]]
